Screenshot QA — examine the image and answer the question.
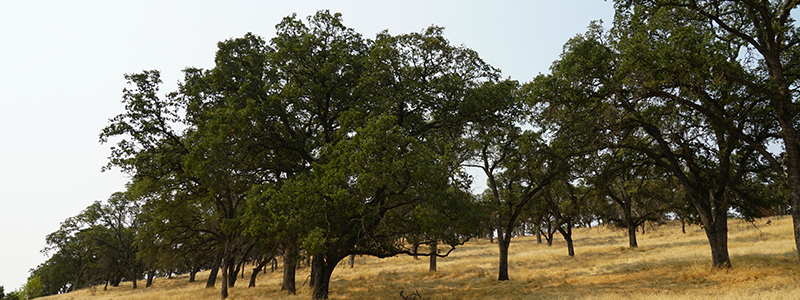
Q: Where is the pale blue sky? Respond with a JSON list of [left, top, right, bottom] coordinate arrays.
[[0, 0, 614, 290]]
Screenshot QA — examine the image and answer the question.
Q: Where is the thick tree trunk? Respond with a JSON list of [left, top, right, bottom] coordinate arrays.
[[429, 243, 437, 273], [348, 254, 355, 268], [311, 254, 343, 300], [227, 256, 238, 287], [189, 269, 197, 283], [536, 230, 542, 244], [220, 240, 231, 299], [281, 237, 298, 294], [785, 136, 800, 262], [708, 197, 731, 268], [497, 235, 510, 281]]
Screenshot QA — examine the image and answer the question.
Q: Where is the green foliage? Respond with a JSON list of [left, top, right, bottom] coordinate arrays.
[[3, 291, 20, 300], [26, 4, 796, 299], [21, 275, 43, 299]]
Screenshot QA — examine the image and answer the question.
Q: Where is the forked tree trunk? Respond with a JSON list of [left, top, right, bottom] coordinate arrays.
[[311, 254, 345, 300], [145, 270, 154, 288], [559, 226, 575, 257]]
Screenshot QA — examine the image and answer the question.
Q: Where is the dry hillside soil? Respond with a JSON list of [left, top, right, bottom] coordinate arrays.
[[39, 216, 800, 299]]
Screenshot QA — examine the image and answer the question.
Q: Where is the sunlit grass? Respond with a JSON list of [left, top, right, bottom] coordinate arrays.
[[40, 216, 800, 299]]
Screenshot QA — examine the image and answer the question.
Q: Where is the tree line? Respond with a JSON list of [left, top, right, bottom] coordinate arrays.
[[26, 2, 800, 299]]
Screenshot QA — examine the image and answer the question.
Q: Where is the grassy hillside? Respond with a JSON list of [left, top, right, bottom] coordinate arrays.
[[40, 216, 800, 299]]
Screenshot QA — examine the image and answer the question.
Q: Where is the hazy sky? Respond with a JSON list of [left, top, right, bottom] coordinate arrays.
[[0, 0, 614, 290]]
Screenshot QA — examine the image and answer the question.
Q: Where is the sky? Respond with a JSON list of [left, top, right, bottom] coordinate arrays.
[[0, 0, 614, 290]]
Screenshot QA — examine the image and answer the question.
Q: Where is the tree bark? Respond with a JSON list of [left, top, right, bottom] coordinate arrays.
[[281, 237, 298, 294], [145, 270, 154, 288], [248, 256, 272, 288], [497, 235, 510, 281], [625, 201, 638, 248], [348, 254, 355, 268], [220, 239, 231, 299], [206, 250, 222, 288], [429, 243, 437, 273], [311, 254, 344, 300], [558, 225, 575, 257]]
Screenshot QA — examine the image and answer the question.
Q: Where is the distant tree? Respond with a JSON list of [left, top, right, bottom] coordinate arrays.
[[21, 275, 44, 299], [588, 149, 671, 247], [3, 291, 19, 300]]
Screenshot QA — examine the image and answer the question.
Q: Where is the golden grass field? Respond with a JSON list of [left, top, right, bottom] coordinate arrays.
[[40, 216, 800, 300]]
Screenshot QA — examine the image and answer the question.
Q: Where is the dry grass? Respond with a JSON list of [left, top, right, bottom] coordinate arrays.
[[39, 216, 800, 299]]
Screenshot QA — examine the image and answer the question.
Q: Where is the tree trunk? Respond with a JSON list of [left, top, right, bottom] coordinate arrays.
[[429, 243, 437, 273], [227, 256, 238, 287], [311, 254, 343, 300], [348, 254, 355, 268], [206, 250, 222, 288], [625, 201, 638, 248], [786, 138, 800, 263], [281, 237, 298, 294], [248, 256, 271, 288], [564, 226, 575, 257], [189, 269, 197, 283], [497, 235, 510, 281], [680, 217, 686, 234], [145, 270, 154, 288], [220, 240, 231, 299], [708, 195, 731, 268], [536, 230, 542, 244]]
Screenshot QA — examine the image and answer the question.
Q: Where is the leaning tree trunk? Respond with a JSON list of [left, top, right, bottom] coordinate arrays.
[[206, 250, 223, 288], [559, 226, 575, 257], [249, 255, 273, 288]]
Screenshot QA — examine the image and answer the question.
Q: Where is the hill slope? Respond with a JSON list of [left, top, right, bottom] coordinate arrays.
[[39, 217, 800, 299]]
